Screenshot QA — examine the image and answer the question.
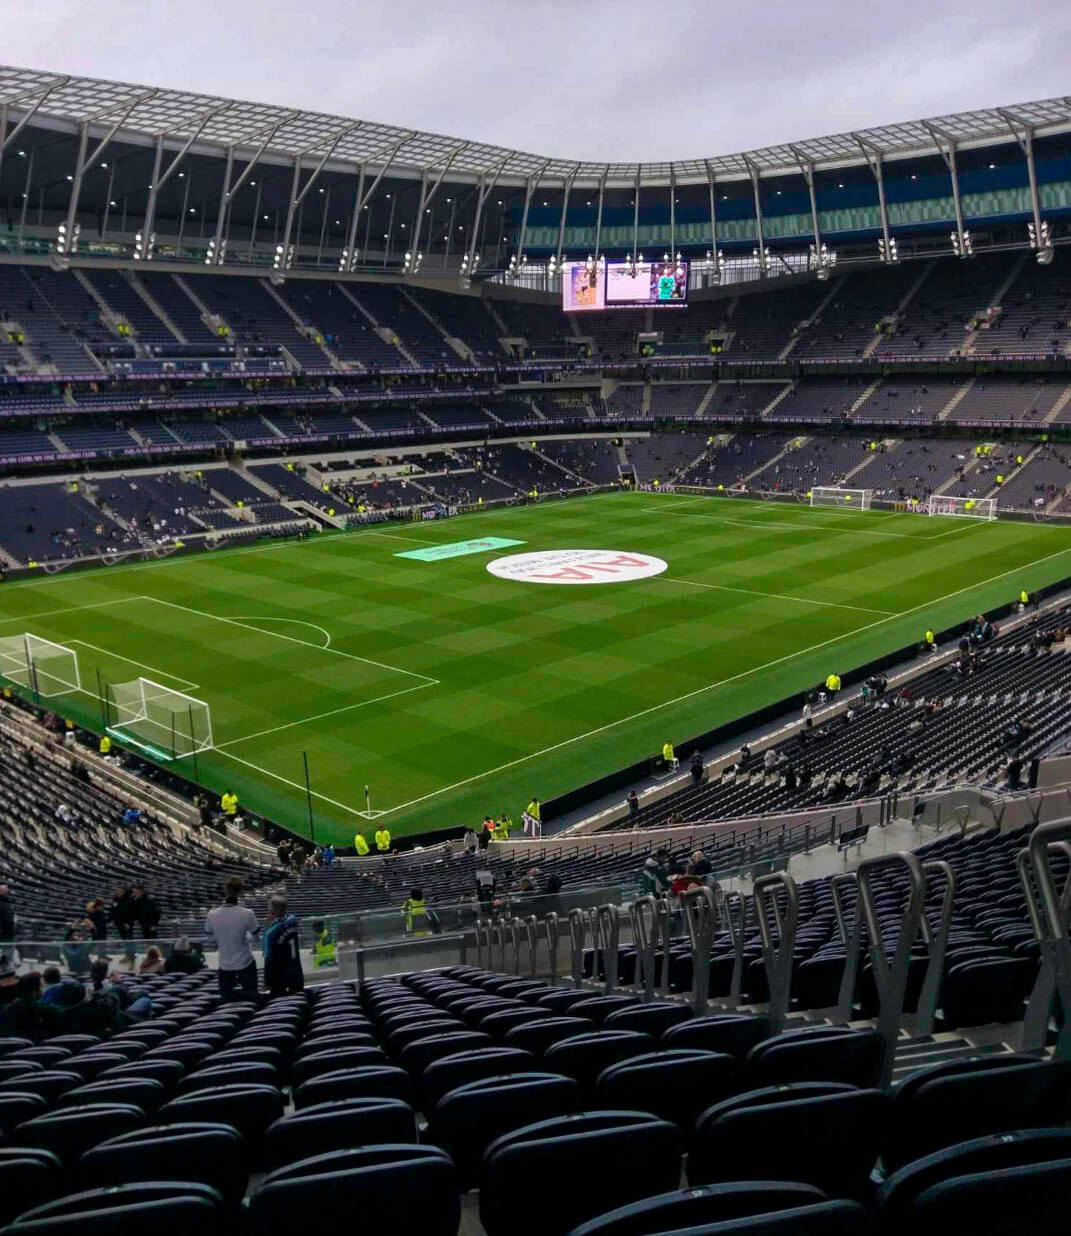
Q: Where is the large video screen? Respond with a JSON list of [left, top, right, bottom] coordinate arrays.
[[561, 259, 688, 311], [607, 259, 688, 308], [562, 262, 606, 312]]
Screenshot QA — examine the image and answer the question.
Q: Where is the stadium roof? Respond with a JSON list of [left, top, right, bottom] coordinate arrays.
[[3, 64, 1071, 188]]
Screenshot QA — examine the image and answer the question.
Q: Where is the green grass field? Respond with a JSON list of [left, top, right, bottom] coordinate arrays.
[[2, 489, 1070, 846]]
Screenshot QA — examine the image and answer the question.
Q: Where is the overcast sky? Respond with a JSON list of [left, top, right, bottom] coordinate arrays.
[[6, 0, 1071, 161]]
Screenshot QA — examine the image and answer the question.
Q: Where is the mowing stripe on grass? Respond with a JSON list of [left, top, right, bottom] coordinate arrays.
[[662, 576, 897, 616]]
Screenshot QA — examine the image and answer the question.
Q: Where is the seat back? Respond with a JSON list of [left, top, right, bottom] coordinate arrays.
[[0, 1147, 62, 1228], [263, 1098, 417, 1170], [595, 1049, 739, 1132], [744, 1028, 886, 1089], [2, 1181, 223, 1234], [663, 1014, 771, 1058]]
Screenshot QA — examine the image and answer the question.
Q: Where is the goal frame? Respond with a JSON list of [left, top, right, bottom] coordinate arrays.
[[106, 677, 213, 760], [810, 486, 873, 511], [925, 495, 998, 520], [0, 632, 81, 698]]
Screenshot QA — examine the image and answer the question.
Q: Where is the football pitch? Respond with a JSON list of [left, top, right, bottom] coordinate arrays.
[[2, 488, 1071, 846]]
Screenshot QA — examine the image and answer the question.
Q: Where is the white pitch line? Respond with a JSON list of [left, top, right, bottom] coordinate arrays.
[[663, 577, 896, 616], [216, 680, 437, 749], [647, 506, 955, 540], [363, 531, 443, 545], [229, 616, 333, 649], [142, 596, 437, 684], [216, 749, 369, 820], [374, 539, 1071, 817], [66, 640, 200, 691], [0, 598, 138, 625]]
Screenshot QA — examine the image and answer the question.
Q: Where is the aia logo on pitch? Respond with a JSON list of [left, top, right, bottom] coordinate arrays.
[[486, 549, 668, 585]]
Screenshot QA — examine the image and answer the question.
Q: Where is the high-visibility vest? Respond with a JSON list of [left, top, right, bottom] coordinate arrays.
[[403, 897, 428, 935], [925, 630, 935, 645], [355, 834, 370, 855], [99, 735, 111, 755], [662, 742, 675, 763], [525, 800, 540, 822], [375, 829, 391, 851], [1020, 590, 1029, 605], [221, 793, 238, 816], [826, 674, 840, 692], [313, 929, 336, 967]]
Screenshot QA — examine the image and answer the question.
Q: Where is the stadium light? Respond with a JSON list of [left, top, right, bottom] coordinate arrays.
[[809, 242, 837, 280], [950, 229, 974, 258], [133, 230, 155, 261], [1028, 219, 1053, 265], [55, 221, 80, 256], [339, 247, 359, 273], [753, 245, 771, 273], [205, 237, 227, 266], [273, 242, 295, 271], [878, 236, 899, 264]]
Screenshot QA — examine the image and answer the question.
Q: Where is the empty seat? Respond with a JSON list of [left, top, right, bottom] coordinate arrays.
[[883, 1056, 1071, 1172], [603, 1003, 694, 1036], [158, 1084, 284, 1145], [427, 1072, 581, 1188], [504, 1017, 594, 1056], [595, 1049, 739, 1131], [0, 1071, 82, 1106], [2, 1181, 224, 1234], [263, 1098, 417, 1170], [690, 1084, 888, 1200], [399, 1031, 492, 1075], [14, 1103, 144, 1166], [420, 1047, 540, 1109], [79, 1122, 246, 1207], [294, 1065, 415, 1111], [543, 1031, 653, 1094], [744, 1028, 886, 1089], [569, 996, 641, 1026], [245, 1145, 459, 1236], [0, 1093, 48, 1136], [0, 1147, 62, 1228], [177, 1062, 279, 1094], [481, 1111, 682, 1236], [663, 1014, 771, 1058], [56, 1078, 165, 1113], [876, 1127, 1071, 1235], [566, 1182, 863, 1236]]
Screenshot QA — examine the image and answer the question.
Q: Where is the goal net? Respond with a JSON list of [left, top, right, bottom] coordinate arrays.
[[106, 677, 213, 759], [926, 495, 997, 520], [0, 633, 80, 697], [811, 487, 873, 511]]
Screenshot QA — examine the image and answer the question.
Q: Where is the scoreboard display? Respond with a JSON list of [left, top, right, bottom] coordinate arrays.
[[562, 259, 688, 312]]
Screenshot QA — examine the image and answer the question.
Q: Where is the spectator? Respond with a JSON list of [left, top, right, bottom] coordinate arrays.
[[463, 827, 478, 854], [138, 945, 165, 974], [0, 883, 14, 943], [85, 898, 108, 941], [40, 964, 84, 1009], [86, 960, 152, 1026], [477, 822, 491, 851], [221, 790, 239, 822], [62, 921, 94, 977], [110, 885, 136, 940], [164, 937, 204, 974], [627, 790, 639, 817], [690, 750, 705, 785], [691, 850, 712, 878], [0, 971, 63, 1042], [130, 885, 161, 938], [639, 856, 667, 896], [764, 748, 779, 773], [204, 876, 260, 1002], [263, 894, 304, 997], [402, 888, 429, 937], [312, 919, 336, 968], [1007, 755, 1024, 791]]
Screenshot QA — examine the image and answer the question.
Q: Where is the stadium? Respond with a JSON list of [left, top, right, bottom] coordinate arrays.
[[1, 36, 1071, 1235]]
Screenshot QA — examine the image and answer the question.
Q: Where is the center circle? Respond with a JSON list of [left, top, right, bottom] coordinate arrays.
[[486, 549, 668, 585]]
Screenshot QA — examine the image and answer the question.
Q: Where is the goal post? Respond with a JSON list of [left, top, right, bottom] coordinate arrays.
[[105, 677, 213, 760], [926, 495, 997, 520], [810, 487, 873, 511], [0, 633, 80, 698]]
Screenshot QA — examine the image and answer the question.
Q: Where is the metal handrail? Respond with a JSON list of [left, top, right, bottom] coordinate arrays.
[[914, 860, 956, 1035], [597, 903, 621, 993], [545, 912, 560, 985], [1019, 821, 1071, 1056], [830, 871, 863, 1024], [753, 872, 799, 1034], [567, 907, 587, 987], [714, 887, 748, 1009], [682, 884, 718, 1015], [857, 851, 927, 1087]]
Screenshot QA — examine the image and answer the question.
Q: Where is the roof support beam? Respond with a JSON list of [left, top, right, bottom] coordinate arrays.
[[410, 144, 466, 259], [705, 161, 720, 259], [854, 135, 892, 258], [632, 166, 642, 261], [210, 116, 297, 265], [668, 167, 676, 258], [924, 123, 967, 255], [999, 109, 1045, 254], [791, 146, 822, 255], [139, 106, 229, 260], [339, 135, 411, 272], [514, 160, 550, 267], [275, 123, 361, 270], [0, 77, 70, 191], [593, 168, 608, 259], [463, 153, 511, 275], [553, 165, 580, 269], [745, 157, 766, 273]]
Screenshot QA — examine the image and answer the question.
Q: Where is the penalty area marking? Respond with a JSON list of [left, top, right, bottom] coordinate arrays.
[[371, 538, 1071, 819], [229, 616, 333, 649], [66, 640, 200, 691]]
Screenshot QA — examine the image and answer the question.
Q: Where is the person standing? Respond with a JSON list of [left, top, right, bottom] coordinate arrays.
[[220, 790, 239, 823], [130, 886, 160, 939], [374, 826, 391, 853], [110, 886, 135, 940], [0, 884, 14, 945], [262, 894, 304, 998], [85, 899, 108, 940], [204, 876, 260, 1002], [523, 797, 541, 837], [402, 888, 429, 937], [354, 833, 370, 856]]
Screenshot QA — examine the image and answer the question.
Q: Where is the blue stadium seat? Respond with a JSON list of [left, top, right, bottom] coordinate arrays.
[[13, 1103, 145, 1166], [743, 1028, 886, 1089], [543, 1031, 654, 1094], [689, 1084, 888, 1199], [420, 1046, 540, 1108], [603, 1003, 694, 1036], [480, 1111, 682, 1236], [78, 1122, 246, 1207], [0, 1147, 62, 1228], [398, 1030, 492, 1075], [1, 1182, 224, 1234], [662, 1014, 771, 1058], [293, 1064, 416, 1110], [157, 1083, 283, 1145], [503, 1016, 593, 1056], [245, 1145, 459, 1236], [594, 1049, 739, 1131], [263, 1097, 417, 1170]]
